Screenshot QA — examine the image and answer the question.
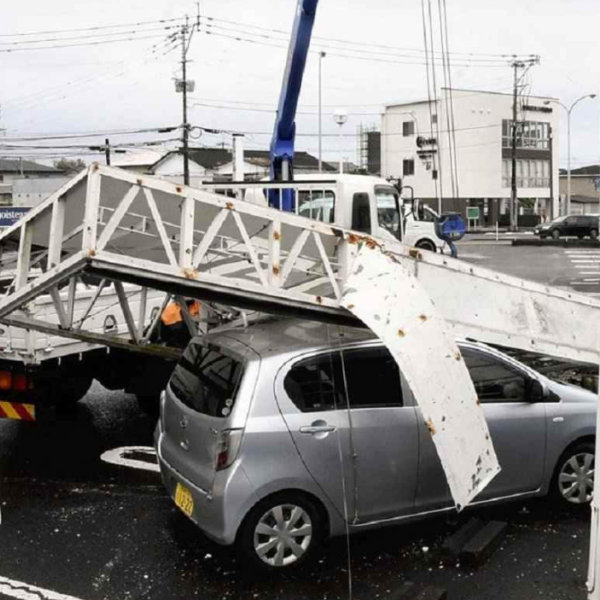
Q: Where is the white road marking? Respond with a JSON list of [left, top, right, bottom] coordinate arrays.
[[580, 272, 600, 275], [0, 576, 85, 600], [572, 282, 599, 286], [100, 446, 160, 473], [584, 279, 600, 282]]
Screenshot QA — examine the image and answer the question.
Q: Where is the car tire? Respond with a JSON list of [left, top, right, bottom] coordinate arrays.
[[415, 240, 437, 253], [551, 442, 595, 507], [551, 229, 560, 240], [55, 373, 94, 406], [578, 235, 585, 240], [237, 492, 324, 572], [591, 229, 599, 240]]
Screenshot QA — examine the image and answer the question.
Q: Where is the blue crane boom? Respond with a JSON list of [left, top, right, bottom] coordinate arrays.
[[269, 0, 319, 211]]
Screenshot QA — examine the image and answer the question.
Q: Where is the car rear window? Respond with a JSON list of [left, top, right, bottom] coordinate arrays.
[[169, 341, 243, 417]]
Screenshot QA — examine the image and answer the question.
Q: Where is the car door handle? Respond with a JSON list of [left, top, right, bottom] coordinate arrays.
[[299, 425, 336, 434]]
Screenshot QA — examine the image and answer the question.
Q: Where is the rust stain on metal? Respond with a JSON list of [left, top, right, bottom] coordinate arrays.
[[348, 233, 361, 245], [455, 351, 461, 361], [87, 249, 96, 257], [409, 248, 423, 260], [272, 265, 280, 276], [426, 420, 436, 435], [182, 268, 199, 280], [419, 314, 428, 322], [136, 178, 143, 185], [397, 329, 405, 338], [365, 238, 379, 250], [347, 304, 355, 310], [273, 231, 281, 241], [316, 296, 323, 304], [176, 186, 183, 194], [226, 202, 234, 210]]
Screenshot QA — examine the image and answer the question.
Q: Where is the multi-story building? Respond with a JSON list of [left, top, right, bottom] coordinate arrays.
[[381, 88, 560, 226]]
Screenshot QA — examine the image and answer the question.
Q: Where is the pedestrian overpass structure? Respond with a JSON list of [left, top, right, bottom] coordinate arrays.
[[1, 165, 600, 590]]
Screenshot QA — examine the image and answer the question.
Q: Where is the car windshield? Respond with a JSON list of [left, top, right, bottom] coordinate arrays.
[[551, 216, 567, 223]]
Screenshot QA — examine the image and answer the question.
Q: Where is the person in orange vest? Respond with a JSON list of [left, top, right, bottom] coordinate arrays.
[[160, 298, 201, 348]]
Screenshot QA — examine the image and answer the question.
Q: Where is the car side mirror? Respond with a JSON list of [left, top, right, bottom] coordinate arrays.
[[529, 379, 547, 402]]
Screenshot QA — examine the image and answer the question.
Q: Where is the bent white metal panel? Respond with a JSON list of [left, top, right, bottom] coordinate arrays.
[[341, 244, 500, 509]]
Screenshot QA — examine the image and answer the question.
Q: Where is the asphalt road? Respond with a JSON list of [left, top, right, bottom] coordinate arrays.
[[0, 242, 595, 600]]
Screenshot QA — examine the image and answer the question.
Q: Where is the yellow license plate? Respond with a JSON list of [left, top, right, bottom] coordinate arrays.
[[174, 483, 194, 517]]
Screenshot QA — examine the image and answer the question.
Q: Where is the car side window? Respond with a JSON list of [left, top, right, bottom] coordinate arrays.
[[461, 348, 529, 403], [284, 353, 343, 412], [340, 347, 403, 408]]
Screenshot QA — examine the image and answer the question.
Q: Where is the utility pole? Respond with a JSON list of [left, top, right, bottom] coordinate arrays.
[[181, 16, 191, 186], [318, 51, 326, 172], [510, 60, 523, 232], [104, 138, 111, 166], [509, 56, 540, 231]]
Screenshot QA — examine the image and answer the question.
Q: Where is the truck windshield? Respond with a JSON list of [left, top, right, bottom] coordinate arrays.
[[375, 186, 401, 240]]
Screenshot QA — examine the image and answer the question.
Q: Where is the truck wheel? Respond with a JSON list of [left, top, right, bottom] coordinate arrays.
[[136, 393, 160, 417], [415, 240, 437, 253], [55, 374, 93, 406]]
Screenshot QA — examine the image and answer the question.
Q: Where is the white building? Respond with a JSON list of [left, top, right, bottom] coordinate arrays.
[[381, 88, 560, 226]]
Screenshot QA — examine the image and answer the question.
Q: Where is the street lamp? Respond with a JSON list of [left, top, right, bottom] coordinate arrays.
[[333, 109, 348, 174], [545, 93, 597, 215], [318, 51, 326, 172]]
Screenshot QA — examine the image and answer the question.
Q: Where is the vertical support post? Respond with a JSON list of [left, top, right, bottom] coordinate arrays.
[[567, 111, 572, 216], [114, 281, 140, 343], [66, 278, 77, 328], [82, 165, 102, 252], [15, 222, 33, 290], [47, 197, 66, 270], [179, 194, 195, 270], [268, 220, 282, 287], [588, 363, 600, 600], [137, 287, 148, 339]]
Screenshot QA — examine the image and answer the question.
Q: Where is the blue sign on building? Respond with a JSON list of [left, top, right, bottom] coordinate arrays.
[[0, 207, 31, 227]]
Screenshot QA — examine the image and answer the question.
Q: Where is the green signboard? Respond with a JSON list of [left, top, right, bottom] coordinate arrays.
[[467, 207, 480, 220]]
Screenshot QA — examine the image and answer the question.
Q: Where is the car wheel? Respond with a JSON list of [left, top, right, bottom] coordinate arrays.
[[415, 240, 437, 253], [238, 493, 323, 572], [551, 229, 560, 240], [578, 235, 585, 240], [591, 229, 599, 239], [552, 442, 595, 506]]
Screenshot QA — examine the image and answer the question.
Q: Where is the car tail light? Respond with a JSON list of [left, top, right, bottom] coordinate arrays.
[[214, 429, 243, 471], [0, 371, 11, 390]]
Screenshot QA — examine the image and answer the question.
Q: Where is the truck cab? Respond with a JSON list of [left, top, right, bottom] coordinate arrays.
[[280, 174, 444, 253]]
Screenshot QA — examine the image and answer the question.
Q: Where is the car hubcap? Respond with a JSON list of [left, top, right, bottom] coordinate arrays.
[[558, 452, 594, 504], [253, 504, 313, 567]]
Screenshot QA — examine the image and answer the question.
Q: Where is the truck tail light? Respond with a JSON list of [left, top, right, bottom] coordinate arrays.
[[0, 372, 11, 390], [13, 374, 29, 391], [214, 429, 243, 471]]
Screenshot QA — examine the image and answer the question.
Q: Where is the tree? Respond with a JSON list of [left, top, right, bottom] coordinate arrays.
[[53, 158, 87, 175]]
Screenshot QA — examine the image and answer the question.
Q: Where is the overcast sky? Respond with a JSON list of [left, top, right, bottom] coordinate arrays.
[[1, 0, 600, 170]]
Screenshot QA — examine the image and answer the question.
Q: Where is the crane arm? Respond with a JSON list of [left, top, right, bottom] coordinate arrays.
[[269, 0, 319, 210]]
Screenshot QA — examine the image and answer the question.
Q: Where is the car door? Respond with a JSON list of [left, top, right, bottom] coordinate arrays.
[[415, 346, 547, 510], [275, 351, 357, 522], [337, 345, 419, 523]]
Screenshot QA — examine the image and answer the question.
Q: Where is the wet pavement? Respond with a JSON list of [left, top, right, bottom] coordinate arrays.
[[0, 242, 596, 600]]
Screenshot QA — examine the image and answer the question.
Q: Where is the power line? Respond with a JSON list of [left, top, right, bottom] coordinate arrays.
[[203, 14, 535, 61], [0, 17, 185, 38]]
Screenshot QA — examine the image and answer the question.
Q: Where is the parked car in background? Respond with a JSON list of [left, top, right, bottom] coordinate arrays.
[[535, 214, 599, 240], [155, 319, 596, 571]]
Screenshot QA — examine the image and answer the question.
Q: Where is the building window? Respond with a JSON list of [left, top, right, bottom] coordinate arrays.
[[402, 121, 415, 137], [431, 114, 438, 125], [501, 159, 550, 189], [502, 120, 550, 150], [403, 159, 415, 176]]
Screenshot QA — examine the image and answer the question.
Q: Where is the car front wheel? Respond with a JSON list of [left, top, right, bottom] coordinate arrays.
[[551, 229, 560, 240], [591, 229, 599, 239], [552, 442, 595, 506], [415, 240, 437, 253], [238, 493, 323, 572]]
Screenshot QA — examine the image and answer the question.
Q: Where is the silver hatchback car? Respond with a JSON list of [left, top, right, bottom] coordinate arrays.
[[155, 319, 596, 571]]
